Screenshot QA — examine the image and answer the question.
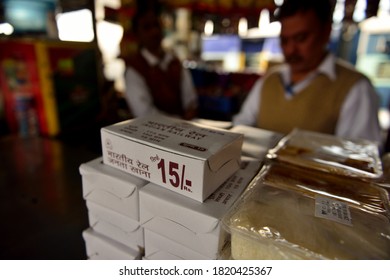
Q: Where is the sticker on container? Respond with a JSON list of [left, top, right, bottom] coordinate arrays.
[[314, 196, 352, 226]]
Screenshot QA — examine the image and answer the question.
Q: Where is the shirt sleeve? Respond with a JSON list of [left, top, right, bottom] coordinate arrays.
[[181, 67, 198, 110], [232, 78, 263, 126], [124, 66, 160, 118], [335, 78, 382, 145]]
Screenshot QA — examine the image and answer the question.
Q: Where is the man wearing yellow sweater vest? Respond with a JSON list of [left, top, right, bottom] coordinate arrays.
[[233, 0, 382, 145]]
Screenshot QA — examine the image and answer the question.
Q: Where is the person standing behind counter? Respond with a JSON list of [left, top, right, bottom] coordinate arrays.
[[233, 0, 382, 144], [124, 1, 198, 120]]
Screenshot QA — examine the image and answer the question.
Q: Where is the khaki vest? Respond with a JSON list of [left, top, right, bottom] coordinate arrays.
[[257, 61, 366, 135]]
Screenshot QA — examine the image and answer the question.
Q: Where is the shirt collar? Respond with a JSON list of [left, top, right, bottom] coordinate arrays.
[[279, 52, 336, 85], [140, 48, 174, 70], [317, 52, 337, 81]]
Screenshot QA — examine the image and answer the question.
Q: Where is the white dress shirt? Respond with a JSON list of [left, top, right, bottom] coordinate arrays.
[[124, 48, 198, 118], [233, 53, 382, 144]]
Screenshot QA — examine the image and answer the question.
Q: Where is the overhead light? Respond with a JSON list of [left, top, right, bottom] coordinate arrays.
[[97, 20, 123, 61], [238, 17, 248, 37], [204, 20, 214, 36], [333, 0, 345, 24], [353, 0, 366, 22], [274, 0, 284, 6], [378, 0, 390, 17], [56, 9, 94, 42], [258, 9, 270, 29], [0, 22, 14, 35]]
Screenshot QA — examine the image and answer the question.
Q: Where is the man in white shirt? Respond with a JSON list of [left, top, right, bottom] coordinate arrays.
[[124, 1, 198, 120], [233, 0, 381, 144]]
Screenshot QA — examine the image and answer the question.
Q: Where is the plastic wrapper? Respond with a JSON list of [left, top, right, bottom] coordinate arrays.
[[222, 175, 390, 260], [258, 162, 390, 217], [266, 129, 383, 179]]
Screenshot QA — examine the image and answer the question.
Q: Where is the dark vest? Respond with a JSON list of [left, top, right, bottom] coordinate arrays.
[[257, 60, 365, 135], [127, 52, 184, 116]]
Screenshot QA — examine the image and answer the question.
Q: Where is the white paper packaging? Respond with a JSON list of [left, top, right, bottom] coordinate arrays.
[[139, 157, 261, 258], [82, 228, 142, 260], [101, 114, 243, 202], [79, 157, 148, 220], [86, 201, 144, 250]]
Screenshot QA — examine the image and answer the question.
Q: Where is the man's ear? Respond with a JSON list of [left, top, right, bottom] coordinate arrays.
[[322, 22, 333, 47]]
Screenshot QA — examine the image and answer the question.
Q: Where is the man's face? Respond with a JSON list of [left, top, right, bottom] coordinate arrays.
[[280, 10, 331, 75], [135, 11, 163, 52]]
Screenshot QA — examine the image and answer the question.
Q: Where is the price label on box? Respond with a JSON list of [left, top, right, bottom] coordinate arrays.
[[101, 115, 243, 202]]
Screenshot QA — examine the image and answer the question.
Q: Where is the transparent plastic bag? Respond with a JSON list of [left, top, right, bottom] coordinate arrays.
[[267, 129, 383, 179], [222, 174, 390, 260], [258, 162, 390, 217]]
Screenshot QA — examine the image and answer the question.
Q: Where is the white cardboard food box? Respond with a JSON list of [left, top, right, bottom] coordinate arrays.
[[82, 228, 142, 260], [101, 114, 243, 202], [230, 125, 283, 160], [139, 157, 261, 258], [144, 229, 209, 260], [86, 201, 144, 250], [143, 251, 182, 260], [79, 157, 148, 220]]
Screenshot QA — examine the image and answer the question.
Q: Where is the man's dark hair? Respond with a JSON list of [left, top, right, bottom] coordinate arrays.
[[275, 0, 335, 24], [131, 0, 162, 32]]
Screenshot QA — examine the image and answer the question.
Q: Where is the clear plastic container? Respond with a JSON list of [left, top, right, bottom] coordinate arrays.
[[223, 174, 390, 260], [258, 162, 390, 217], [267, 129, 383, 179]]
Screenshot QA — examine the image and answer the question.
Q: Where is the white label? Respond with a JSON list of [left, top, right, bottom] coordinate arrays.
[[314, 196, 352, 226], [102, 133, 203, 199]]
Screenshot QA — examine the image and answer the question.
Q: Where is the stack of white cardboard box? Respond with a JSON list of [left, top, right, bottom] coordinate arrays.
[[80, 157, 147, 260], [79, 115, 282, 260]]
